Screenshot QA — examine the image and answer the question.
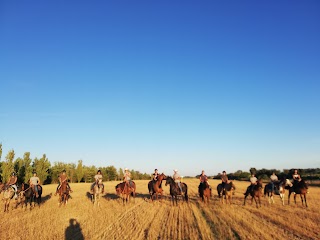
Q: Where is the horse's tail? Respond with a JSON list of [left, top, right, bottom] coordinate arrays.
[[264, 185, 267, 196]]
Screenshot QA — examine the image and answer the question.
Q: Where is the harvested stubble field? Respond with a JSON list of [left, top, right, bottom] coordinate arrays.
[[0, 179, 319, 240]]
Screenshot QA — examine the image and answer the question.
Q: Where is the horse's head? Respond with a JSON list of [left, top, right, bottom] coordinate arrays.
[[158, 173, 167, 181], [229, 181, 236, 190], [285, 179, 293, 187], [165, 176, 173, 186]]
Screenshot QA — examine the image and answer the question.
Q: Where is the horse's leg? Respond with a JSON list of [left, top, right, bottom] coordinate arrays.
[[294, 194, 297, 205], [243, 195, 247, 205], [280, 193, 284, 206], [304, 194, 308, 208], [300, 194, 304, 207], [288, 191, 291, 205], [59, 194, 62, 207], [253, 196, 258, 208]]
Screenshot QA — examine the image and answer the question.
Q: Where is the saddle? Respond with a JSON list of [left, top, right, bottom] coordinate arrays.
[[95, 181, 103, 188]]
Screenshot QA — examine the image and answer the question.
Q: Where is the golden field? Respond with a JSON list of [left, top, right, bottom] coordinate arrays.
[[0, 179, 319, 240]]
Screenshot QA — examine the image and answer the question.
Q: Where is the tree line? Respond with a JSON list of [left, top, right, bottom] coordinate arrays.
[[212, 167, 320, 181], [0, 144, 151, 184]]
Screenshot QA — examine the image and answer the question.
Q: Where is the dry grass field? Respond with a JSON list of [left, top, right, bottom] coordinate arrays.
[[1, 179, 319, 240]]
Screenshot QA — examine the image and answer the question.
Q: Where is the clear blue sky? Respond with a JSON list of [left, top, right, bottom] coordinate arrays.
[[1, 1, 319, 176]]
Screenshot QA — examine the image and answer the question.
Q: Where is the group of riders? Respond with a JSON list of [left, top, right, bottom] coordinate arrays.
[[2, 171, 42, 200], [1, 168, 307, 200], [198, 168, 307, 196]]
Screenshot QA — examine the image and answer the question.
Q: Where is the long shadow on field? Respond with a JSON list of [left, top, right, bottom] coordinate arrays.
[[103, 193, 119, 200], [86, 191, 93, 201], [65, 218, 84, 240], [41, 193, 52, 204]]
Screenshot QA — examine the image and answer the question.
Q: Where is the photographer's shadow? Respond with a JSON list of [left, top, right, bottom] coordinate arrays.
[[65, 218, 84, 240]]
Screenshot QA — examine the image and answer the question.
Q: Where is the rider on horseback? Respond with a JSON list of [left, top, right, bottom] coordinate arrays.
[[123, 168, 134, 191], [244, 173, 257, 195], [292, 169, 308, 194], [91, 170, 104, 194], [54, 170, 73, 196], [6, 172, 18, 199], [270, 172, 278, 193], [198, 170, 211, 195], [221, 171, 228, 191], [29, 171, 41, 198], [152, 169, 159, 181], [173, 169, 182, 193], [292, 169, 301, 182]]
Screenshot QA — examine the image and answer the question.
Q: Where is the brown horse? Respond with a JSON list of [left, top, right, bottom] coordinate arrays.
[[148, 173, 166, 201], [288, 179, 308, 208], [115, 181, 136, 204], [58, 180, 70, 206], [244, 179, 263, 208], [199, 181, 211, 203], [217, 182, 235, 204]]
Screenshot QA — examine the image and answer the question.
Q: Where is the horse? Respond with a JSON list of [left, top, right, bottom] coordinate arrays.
[[58, 180, 70, 206], [92, 182, 103, 206], [115, 181, 136, 204], [217, 181, 235, 204], [165, 176, 188, 206], [19, 183, 42, 209], [148, 173, 166, 201], [264, 179, 291, 205], [199, 181, 211, 203], [244, 179, 263, 208], [288, 179, 308, 208], [2, 184, 17, 212]]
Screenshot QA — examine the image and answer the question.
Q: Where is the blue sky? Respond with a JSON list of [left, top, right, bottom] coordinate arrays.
[[1, 1, 319, 176]]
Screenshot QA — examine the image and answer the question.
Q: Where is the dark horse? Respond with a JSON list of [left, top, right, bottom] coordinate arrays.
[[115, 181, 136, 204], [165, 176, 188, 206], [199, 181, 211, 203], [19, 183, 42, 209], [288, 179, 308, 208], [148, 173, 166, 201], [217, 182, 235, 204], [244, 179, 263, 208], [58, 180, 70, 206]]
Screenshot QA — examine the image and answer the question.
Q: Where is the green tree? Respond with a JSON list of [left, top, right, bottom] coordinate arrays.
[[118, 168, 124, 181], [83, 166, 96, 183], [1, 149, 15, 182], [75, 160, 84, 183], [33, 154, 51, 184], [14, 157, 23, 183], [66, 163, 76, 183], [105, 166, 118, 181], [23, 152, 33, 183]]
